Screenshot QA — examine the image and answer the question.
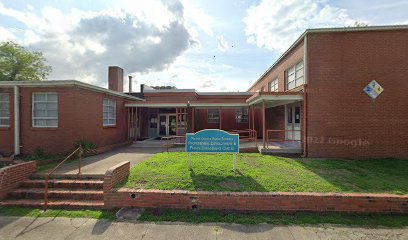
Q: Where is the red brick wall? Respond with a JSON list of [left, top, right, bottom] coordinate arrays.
[[103, 161, 130, 194], [104, 189, 408, 213], [265, 106, 285, 140], [307, 30, 408, 158], [248, 40, 304, 92], [0, 161, 36, 199], [0, 88, 14, 154], [194, 108, 250, 132], [5, 86, 129, 155]]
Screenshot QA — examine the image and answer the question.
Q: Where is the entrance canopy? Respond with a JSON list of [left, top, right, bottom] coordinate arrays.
[[124, 102, 248, 108], [246, 92, 303, 108]]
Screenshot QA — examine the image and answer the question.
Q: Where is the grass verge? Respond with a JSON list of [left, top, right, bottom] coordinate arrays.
[[139, 209, 408, 227], [125, 153, 408, 194], [0, 207, 116, 220]]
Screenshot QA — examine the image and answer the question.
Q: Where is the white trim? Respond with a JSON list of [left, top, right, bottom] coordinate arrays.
[[32, 92, 58, 128], [125, 102, 249, 108], [0, 93, 10, 127], [103, 98, 117, 127], [125, 103, 188, 108], [0, 80, 144, 101], [248, 94, 304, 106]]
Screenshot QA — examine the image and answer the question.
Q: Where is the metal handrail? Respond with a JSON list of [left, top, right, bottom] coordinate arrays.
[[229, 129, 258, 147], [266, 130, 301, 148], [44, 146, 83, 210]]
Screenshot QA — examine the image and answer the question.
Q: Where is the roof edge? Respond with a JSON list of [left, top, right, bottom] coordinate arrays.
[[246, 24, 408, 92], [0, 80, 144, 101]]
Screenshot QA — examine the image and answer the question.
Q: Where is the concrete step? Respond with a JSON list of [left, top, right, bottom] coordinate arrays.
[[20, 179, 104, 189], [8, 188, 103, 200], [0, 199, 104, 209], [31, 173, 105, 180]]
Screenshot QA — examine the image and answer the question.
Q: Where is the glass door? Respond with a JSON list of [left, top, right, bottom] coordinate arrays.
[[285, 104, 301, 140], [168, 115, 176, 136], [158, 115, 167, 136]]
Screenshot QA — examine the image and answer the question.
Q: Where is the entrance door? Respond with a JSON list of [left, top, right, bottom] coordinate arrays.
[[158, 115, 167, 136], [168, 115, 176, 135], [285, 104, 301, 140], [158, 114, 177, 136]]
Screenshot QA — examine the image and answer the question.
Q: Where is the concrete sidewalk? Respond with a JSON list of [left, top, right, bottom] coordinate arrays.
[[0, 216, 407, 240], [48, 143, 166, 175]]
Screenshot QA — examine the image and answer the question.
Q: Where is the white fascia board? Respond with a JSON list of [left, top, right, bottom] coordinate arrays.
[[248, 95, 304, 106], [0, 80, 144, 101], [125, 103, 187, 107], [190, 103, 248, 107]]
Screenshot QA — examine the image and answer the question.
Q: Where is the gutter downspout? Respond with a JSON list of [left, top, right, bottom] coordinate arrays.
[[14, 86, 20, 155]]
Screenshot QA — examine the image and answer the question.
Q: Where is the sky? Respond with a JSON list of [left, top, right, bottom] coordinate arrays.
[[0, 0, 407, 92]]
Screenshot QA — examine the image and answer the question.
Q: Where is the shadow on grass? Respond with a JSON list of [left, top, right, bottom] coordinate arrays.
[[189, 169, 267, 192], [295, 158, 408, 194]]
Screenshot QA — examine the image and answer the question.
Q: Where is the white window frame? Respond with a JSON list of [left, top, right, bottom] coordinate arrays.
[[0, 93, 10, 127], [207, 109, 220, 124], [285, 60, 304, 90], [32, 93, 58, 128], [103, 98, 117, 126], [269, 78, 278, 92], [235, 108, 248, 123]]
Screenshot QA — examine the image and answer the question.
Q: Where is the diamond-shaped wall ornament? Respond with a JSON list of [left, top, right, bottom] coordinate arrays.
[[363, 80, 384, 99]]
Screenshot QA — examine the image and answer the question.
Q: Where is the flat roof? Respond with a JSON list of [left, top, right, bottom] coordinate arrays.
[[0, 80, 144, 101], [247, 24, 408, 91]]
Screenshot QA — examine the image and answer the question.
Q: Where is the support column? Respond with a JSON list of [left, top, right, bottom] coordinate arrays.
[[14, 86, 20, 155], [176, 107, 179, 136], [191, 107, 195, 133], [303, 85, 308, 157], [219, 107, 222, 130], [262, 100, 266, 148]]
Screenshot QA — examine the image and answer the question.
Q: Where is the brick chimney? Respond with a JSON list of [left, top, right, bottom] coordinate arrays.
[[108, 66, 124, 92]]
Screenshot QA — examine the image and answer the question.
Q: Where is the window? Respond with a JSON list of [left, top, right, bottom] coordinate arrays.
[[32, 93, 58, 128], [285, 60, 304, 90], [207, 109, 220, 123], [236, 108, 248, 123], [294, 106, 301, 124], [0, 93, 10, 127], [260, 86, 265, 92], [103, 98, 116, 126], [269, 78, 278, 92]]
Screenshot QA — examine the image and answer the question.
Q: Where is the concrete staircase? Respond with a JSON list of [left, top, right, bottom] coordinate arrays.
[[0, 175, 105, 209]]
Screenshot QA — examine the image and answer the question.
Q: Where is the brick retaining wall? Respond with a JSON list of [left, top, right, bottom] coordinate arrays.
[[103, 161, 130, 194], [0, 161, 37, 199], [104, 189, 408, 213]]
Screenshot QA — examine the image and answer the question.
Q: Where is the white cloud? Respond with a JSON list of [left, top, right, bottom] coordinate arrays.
[[243, 0, 359, 52], [0, 1, 193, 87], [216, 35, 229, 52], [0, 26, 16, 41], [181, 0, 214, 37]]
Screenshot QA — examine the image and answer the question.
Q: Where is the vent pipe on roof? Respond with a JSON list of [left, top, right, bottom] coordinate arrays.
[[128, 76, 133, 93]]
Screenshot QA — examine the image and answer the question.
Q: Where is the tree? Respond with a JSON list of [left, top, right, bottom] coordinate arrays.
[[0, 41, 52, 81]]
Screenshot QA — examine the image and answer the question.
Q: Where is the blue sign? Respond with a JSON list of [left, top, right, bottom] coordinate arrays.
[[186, 129, 239, 153]]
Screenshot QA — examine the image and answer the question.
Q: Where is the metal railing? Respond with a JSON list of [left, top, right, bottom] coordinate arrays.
[[266, 130, 301, 148], [161, 135, 185, 152], [43, 146, 83, 210], [229, 129, 258, 147]]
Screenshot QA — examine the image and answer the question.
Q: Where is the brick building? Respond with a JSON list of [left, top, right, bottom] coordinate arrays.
[[0, 25, 407, 158]]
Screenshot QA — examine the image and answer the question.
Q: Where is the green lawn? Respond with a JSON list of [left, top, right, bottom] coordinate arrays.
[[125, 153, 408, 194], [0, 207, 116, 220], [139, 209, 408, 227]]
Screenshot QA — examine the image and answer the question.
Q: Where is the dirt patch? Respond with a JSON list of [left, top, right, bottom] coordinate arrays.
[[218, 181, 241, 190]]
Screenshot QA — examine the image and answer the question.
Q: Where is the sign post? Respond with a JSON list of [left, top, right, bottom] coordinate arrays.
[[186, 129, 239, 170]]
